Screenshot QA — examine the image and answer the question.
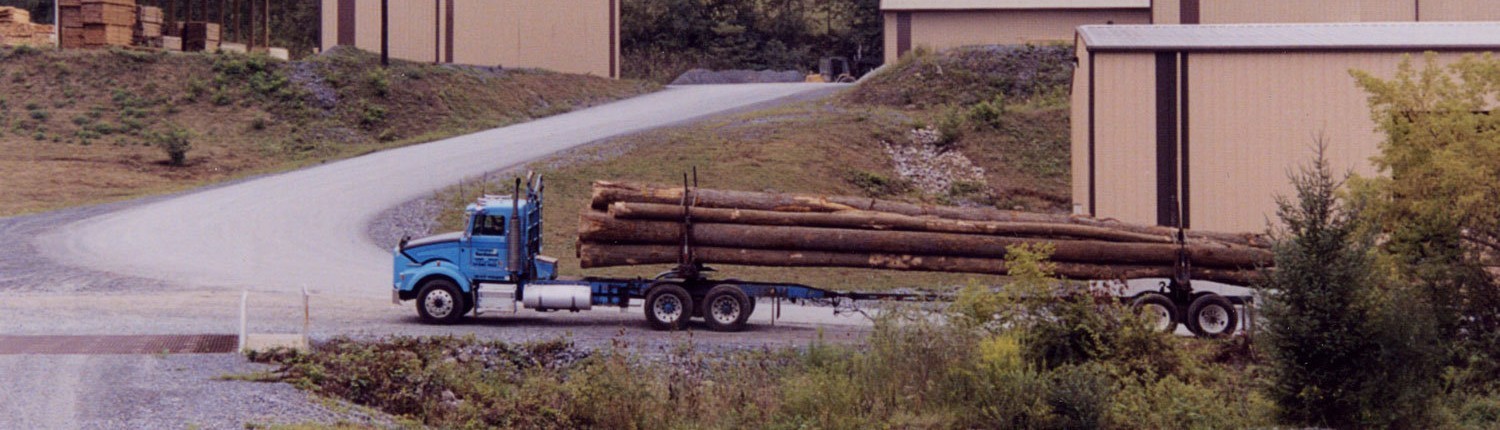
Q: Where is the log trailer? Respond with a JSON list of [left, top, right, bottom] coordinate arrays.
[[392, 174, 1250, 335]]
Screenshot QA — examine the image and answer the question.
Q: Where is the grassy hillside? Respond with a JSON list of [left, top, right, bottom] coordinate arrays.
[[424, 45, 1074, 291], [0, 46, 655, 216]]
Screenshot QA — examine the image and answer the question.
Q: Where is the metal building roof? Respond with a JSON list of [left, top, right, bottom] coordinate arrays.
[[881, 0, 1149, 11], [1079, 22, 1500, 52]]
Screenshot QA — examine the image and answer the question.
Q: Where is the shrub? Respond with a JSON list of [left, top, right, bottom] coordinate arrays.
[[845, 169, 910, 197], [1261, 146, 1443, 428], [360, 103, 387, 127], [934, 105, 966, 148], [367, 69, 392, 97], [150, 126, 193, 166], [968, 93, 1007, 129]]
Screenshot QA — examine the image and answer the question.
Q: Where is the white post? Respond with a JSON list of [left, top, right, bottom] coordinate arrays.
[[238, 290, 248, 353], [301, 285, 310, 345]]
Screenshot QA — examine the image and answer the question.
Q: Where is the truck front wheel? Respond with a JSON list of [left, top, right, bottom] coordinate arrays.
[[703, 285, 752, 332], [644, 283, 693, 331], [416, 279, 467, 325]]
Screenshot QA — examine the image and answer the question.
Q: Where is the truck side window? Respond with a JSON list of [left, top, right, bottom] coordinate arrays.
[[473, 214, 506, 236]]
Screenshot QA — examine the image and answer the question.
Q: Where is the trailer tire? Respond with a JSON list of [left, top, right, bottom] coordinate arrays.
[[1130, 293, 1179, 333], [416, 279, 467, 325], [703, 285, 752, 332], [718, 279, 754, 316], [645, 283, 694, 331], [1187, 294, 1237, 338]]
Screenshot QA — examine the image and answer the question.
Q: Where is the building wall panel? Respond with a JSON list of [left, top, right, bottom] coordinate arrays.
[[907, 9, 1149, 54], [321, 0, 338, 51], [1420, 0, 1500, 21], [320, 0, 613, 76], [1069, 40, 1091, 213], [884, 12, 899, 64], [1153, 0, 1181, 24], [1184, 52, 1470, 232], [1090, 53, 1158, 225]]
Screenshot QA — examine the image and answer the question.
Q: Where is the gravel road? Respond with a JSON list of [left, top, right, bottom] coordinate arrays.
[[0, 83, 871, 429]]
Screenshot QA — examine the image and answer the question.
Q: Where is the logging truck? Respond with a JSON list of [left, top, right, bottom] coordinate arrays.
[[392, 174, 1252, 336]]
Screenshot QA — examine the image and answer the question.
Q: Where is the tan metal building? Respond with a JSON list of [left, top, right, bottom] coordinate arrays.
[[1070, 23, 1500, 233], [1152, 0, 1500, 24], [319, 0, 620, 78], [883, 0, 1500, 64], [880, 0, 1151, 64]]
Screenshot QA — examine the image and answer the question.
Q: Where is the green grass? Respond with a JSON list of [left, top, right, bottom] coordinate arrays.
[[0, 46, 656, 216]]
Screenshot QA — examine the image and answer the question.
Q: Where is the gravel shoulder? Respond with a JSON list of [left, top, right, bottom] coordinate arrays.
[[0, 353, 397, 430]]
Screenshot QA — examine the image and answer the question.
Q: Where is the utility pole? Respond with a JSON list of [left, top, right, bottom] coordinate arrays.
[[381, 0, 389, 66]]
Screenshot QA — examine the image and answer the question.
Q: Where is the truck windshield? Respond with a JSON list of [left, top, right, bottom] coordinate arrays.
[[472, 214, 506, 236]]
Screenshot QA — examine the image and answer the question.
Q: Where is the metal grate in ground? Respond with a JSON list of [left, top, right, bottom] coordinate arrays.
[[0, 335, 238, 355]]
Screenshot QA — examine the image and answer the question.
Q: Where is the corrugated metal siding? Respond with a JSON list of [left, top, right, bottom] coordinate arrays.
[[388, 0, 437, 62], [1200, 0, 1411, 23], [1182, 52, 1471, 232], [906, 9, 1149, 51], [1091, 53, 1158, 225], [321, 0, 339, 50], [1420, 0, 1500, 21], [1154, 0, 1181, 24], [324, 0, 614, 76], [884, 12, 899, 64], [354, 0, 382, 52], [1070, 40, 1091, 213]]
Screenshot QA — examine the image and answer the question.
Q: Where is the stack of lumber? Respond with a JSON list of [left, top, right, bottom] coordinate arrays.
[[0, 7, 55, 48], [134, 5, 162, 47], [0, 6, 30, 24], [179, 22, 219, 52], [58, 0, 83, 48], [59, 0, 135, 48], [577, 182, 1273, 285]]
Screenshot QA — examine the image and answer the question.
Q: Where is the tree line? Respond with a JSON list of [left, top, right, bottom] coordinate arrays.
[[621, 0, 882, 83]]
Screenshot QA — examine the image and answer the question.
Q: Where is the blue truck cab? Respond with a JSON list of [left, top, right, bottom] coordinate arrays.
[[392, 176, 557, 323]]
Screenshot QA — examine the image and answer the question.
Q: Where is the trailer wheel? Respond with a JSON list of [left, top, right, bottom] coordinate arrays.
[[1130, 293, 1179, 333], [718, 279, 754, 316], [645, 283, 694, 331], [703, 285, 752, 332], [1187, 294, 1238, 338], [416, 279, 467, 325]]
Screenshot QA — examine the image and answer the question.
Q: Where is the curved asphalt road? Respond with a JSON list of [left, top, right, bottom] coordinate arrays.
[[37, 84, 844, 298]]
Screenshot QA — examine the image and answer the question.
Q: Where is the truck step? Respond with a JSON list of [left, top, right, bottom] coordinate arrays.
[[474, 283, 517, 315]]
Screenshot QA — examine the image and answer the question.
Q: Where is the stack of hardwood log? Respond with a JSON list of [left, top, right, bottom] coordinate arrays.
[[578, 182, 1273, 285]]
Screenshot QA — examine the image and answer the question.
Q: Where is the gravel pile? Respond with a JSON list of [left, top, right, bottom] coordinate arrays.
[[367, 196, 444, 249], [883, 127, 987, 195], [671, 68, 805, 85]]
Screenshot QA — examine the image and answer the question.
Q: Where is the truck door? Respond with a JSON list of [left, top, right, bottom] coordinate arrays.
[[468, 211, 510, 281]]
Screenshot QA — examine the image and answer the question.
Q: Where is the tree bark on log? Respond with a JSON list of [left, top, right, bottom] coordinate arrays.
[[579, 211, 1272, 269], [608, 202, 1180, 244], [576, 243, 1263, 285], [590, 181, 1271, 248]]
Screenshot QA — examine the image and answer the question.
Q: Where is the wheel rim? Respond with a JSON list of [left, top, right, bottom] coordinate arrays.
[[709, 296, 741, 325], [653, 294, 683, 324], [1198, 304, 1230, 334], [425, 289, 454, 318], [1143, 303, 1173, 332]]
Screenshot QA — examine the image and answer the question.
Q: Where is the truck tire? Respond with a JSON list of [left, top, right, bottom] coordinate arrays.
[[416, 279, 467, 325], [718, 279, 754, 316], [644, 283, 694, 331], [1130, 292, 1179, 333], [1187, 294, 1237, 338], [702, 285, 752, 332]]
